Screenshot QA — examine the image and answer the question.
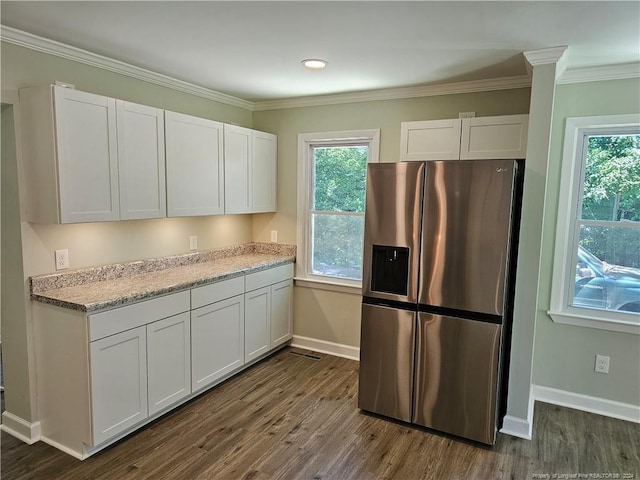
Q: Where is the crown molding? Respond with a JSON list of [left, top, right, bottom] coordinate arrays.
[[523, 46, 568, 67], [253, 75, 532, 111], [557, 63, 640, 85], [12, 25, 602, 112], [0, 25, 254, 110]]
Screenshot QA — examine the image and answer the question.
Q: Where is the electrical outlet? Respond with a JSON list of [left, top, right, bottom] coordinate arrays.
[[189, 235, 198, 251], [270, 230, 278, 243], [55, 249, 69, 270], [595, 355, 610, 374], [458, 112, 476, 118]]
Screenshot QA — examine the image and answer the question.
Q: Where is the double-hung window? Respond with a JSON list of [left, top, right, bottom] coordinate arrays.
[[297, 130, 380, 292], [549, 114, 640, 334]]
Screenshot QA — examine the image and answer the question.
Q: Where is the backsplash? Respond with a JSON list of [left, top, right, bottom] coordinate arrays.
[[30, 242, 296, 294]]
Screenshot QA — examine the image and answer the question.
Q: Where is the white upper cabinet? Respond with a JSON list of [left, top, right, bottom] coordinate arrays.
[[20, 86, 168, 223], [165, 111, 225, 217], [252, 130, 277, 213], [116, 100, 166, 220], [224, 124, 252, 214], [459, 114, 529, 160], [21, 85, 120, 223], [400, 119, 462, 161], [224, 125, 277, 214], [400, 114, 529, 161], [21, 85, 278, 223]]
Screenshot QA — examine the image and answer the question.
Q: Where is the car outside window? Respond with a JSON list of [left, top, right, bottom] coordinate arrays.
[[572, 134, 640, 313]]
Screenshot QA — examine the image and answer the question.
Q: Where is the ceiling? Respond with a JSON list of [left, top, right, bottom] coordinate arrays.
[[1, 1, 639, 102]]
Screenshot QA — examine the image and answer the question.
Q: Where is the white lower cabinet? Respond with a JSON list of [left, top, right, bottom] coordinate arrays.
[[245, 286, 271, 363], [245, 264, 294, 361], [33, 262, 293, 459], [191, 294, 245, 392], [90, 326, 148, 446], [147, 312, 191, 415], [271, 279, 293, 348]]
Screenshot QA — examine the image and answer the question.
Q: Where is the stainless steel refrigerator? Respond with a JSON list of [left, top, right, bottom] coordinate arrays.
[[358, 159, 523, 445]]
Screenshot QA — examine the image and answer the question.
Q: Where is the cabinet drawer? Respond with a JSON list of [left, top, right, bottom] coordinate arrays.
[[191, 275, 245, 310], [245, 263, 294, 292], [89, 291, 190, 341]]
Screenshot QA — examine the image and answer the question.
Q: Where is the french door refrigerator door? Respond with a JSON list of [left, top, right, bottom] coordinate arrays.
[[412, 312, 502, 444], [358, 303, 416, 422], [362, 162, 424, 304], [418, 159, 517, 316]]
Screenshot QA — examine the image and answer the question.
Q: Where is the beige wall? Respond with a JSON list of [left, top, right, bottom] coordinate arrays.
[[1, 42, 255, 424], [533, 78, 640, 406], [252, 88, 532, 346]]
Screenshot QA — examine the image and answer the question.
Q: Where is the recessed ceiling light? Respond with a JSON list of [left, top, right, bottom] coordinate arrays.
[[302, 59, 328, 69]]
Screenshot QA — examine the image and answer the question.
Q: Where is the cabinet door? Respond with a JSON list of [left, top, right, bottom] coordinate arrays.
[[191, 295, 245, 392], [147, 312, 191, 415], [245, 286, 271, 363], [270, 279, 293, 348], [165, 111, 224, 216], [116, 100, 166, 220], [53, 86, 119, 223], [399, 119, 462, 161], [224, 124, 252, 214], [459, 114, 529, 160], [90, 326, 147, 445], [251, 131, 277, 213]]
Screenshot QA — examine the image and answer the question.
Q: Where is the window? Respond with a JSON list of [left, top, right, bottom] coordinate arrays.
[[297, 130, 380, 292], [549, 114, 640, 334]]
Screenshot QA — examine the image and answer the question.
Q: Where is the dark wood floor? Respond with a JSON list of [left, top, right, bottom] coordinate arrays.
[[2, 347, 639, 479]]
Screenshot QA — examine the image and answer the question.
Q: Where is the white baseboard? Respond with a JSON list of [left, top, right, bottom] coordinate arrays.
[[1, 411, 41, 444], [533, 385, 640, 424], [40, 436, 85, 460], [500, 414, 533, 440], [290, 335, 360, 361]]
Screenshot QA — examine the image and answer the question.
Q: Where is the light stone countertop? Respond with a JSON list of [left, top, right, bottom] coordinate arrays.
[[30, 243, 295, 313]]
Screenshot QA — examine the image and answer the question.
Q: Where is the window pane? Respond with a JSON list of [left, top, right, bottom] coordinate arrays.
[[311, 213, 364, 280], [581, 134, 640, 222], [313, 146, 367, 212], [572, 225, 640, 312]]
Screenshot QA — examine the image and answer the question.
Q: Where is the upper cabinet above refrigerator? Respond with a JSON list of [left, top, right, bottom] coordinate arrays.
[[399, 114, 529, 162]]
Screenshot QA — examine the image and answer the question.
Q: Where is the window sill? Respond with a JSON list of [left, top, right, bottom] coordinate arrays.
[[294, 277, 362, 295], [548, 309, 640, 335]]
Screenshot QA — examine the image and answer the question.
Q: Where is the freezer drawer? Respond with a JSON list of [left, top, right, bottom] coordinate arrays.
[[358, 303, 415, 422], [412, 312, 501, 444]]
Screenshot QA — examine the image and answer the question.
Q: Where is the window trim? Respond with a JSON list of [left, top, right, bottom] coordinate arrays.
[[296, 129, 380, 293], [548, 114, 640, 335]]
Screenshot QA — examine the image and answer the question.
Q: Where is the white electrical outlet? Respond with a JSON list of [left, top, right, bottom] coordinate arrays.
[[595, 354, 610, 374], [55, 249, 69, 270], [270, 230, 278, 243], [189, 235, 198, 251], [458, 112, 476, 118]]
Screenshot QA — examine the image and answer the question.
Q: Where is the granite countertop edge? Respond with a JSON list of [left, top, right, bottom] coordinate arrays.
[[30, 243, 295, 314]]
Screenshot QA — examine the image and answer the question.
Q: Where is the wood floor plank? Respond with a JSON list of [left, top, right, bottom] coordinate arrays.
[[2, 347, 639, 480]]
